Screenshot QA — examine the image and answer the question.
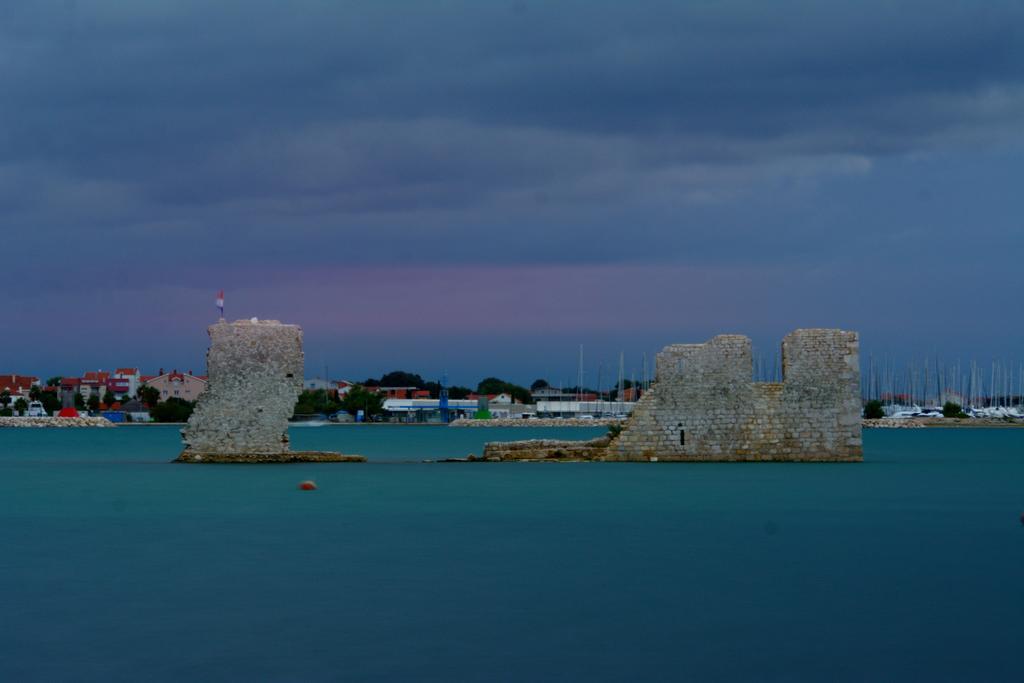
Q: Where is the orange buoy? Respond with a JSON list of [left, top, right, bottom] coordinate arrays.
[[298, 480, 317, 491]]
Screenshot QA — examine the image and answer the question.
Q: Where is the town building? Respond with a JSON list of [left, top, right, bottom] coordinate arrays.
[[144, 370, 208, 402], [70, 370, 134, 402], [534, 400, 636, 418], [0, 374, 39, 399], [119, 398, 152, 422], [303, 378, 355, 396], [381, 398, 495, 422], [374, 386, 421, 400], [113, 368, 142, 397], [530, 387, 599, 402], [79, 370, 111, 400]]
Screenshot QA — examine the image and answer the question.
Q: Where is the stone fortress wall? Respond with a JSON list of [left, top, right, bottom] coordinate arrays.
[[609, 329, 862, 461], [481, 328, 862, 462], [180, 319, 304, 457]]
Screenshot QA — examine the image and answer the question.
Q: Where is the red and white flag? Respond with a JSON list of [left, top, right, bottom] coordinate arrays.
[[216, 290, 224, 318]]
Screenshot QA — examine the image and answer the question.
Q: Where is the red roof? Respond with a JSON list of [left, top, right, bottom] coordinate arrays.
[[153, 370, 208, 384], [115, 368, 139, 376], [0, 374, 38, 393], [82, 371, 110, 382], [139, 375, 156, 383], [61, 378, 82, 386]]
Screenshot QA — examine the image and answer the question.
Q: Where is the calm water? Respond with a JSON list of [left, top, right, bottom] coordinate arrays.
[[1, 425, 1022, 681]]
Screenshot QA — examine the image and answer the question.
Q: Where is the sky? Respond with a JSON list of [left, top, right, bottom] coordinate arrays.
[[2, 0, 1023, 387]]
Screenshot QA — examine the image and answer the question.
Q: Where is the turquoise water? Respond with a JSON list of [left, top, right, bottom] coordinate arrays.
[[1, 426, 1022, 681]]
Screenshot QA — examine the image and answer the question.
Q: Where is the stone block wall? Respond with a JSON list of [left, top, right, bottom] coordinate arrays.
[[609, 329, 861, 461], [180, 319, 304, 456]]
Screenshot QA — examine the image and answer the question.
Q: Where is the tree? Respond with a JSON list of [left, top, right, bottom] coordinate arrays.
[[102, 390, 116, 407], [29, 385, 42, 401], [149, 397, 194, 423], [378, 371, 425, 388], [14, 398, 28, 415], [530, 379, 549, 391], [87, 394, 100, 412], [45, 376, 62, 387], [477, 377, 532, 404], [943, 401, 967, 418], [419, 381, 473, 399], [293, 389, 342, 417], [74, 393, 85, 410], [341, 385, 385, 418], [0, 390, 10, 410], [863, 400, 884, 419], [448, 385, 472, 400], [477, 377, 506, 395], [138, 385, 161, 408], [40, 391, 61, 415]]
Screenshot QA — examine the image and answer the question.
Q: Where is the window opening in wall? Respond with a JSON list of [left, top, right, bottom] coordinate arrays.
[[752, 346, 783, 382], [678, 422, 684, 445]]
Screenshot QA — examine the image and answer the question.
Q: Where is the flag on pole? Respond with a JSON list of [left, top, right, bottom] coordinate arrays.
[[216, 290, 224, 318]]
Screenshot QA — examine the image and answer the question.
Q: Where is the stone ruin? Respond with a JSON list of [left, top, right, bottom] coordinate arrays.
[[176, 319, 364, 463], [483, 328, 862, 462]]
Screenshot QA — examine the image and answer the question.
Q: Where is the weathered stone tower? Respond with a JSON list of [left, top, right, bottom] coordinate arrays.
[[176, 319, 363, 463], [609, 329, 862, 461]]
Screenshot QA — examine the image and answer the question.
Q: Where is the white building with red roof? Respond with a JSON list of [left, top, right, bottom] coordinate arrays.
[[113, 368, 141, 398], [0, 374, 39, 399], [79, 371, 111, 401]]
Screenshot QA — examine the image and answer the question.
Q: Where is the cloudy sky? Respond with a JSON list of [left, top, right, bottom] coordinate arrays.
[[3, 0, 1023, 385]]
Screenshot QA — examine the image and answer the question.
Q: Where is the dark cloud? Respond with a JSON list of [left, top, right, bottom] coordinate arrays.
[[1, 0, 1023, 374]]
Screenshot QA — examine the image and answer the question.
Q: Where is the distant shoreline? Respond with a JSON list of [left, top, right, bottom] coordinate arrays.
[[36, 418, 1024, 429]]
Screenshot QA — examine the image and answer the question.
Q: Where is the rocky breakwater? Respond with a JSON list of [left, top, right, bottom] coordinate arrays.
[[176, 319, 364, 463], [449, 417, 624, 427], [862, 418, 926, 429], [0, 416, 114, 428], [863, 417, 1023, 428]]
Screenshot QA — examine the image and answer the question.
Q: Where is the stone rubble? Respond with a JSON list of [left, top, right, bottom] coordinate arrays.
[[449, 417, 624, 428], [481, 435, 612, 461]]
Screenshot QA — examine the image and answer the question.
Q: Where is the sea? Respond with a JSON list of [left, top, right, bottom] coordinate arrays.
[[1, 425, 1022, 682]]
